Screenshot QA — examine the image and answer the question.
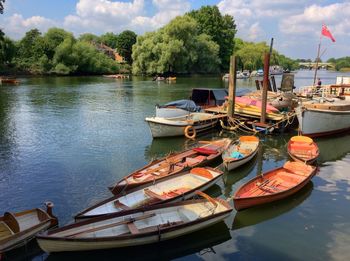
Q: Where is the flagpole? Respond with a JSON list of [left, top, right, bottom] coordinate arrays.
[[313, 36, 322, 86]]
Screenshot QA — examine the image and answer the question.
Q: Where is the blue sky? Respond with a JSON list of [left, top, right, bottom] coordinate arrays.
[[1, 0, 349, 60]]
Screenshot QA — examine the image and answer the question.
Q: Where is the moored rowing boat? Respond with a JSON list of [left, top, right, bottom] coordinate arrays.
[[37, 193, 232, 252], [222, 136, 260, 171], [108, 138, 231, 195], [76, 167, 223, 220], [233, 161, 316, 210], [287, 135, 319, 164], [0, 202, 58, 253]]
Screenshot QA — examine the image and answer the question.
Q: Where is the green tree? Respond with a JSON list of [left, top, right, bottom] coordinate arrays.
[[100, 32, 119, 49], [115, 30, 137, 64], [0, 0, 5, 14], [78, 33, 99, 43], [188, 6, 236, 71], [43, 28, 74, 59], [132, 16, 219, 75], [0, 36, 16, 68]]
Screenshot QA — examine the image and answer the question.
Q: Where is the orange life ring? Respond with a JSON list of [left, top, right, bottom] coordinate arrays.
[[184, 125, 196, 139]]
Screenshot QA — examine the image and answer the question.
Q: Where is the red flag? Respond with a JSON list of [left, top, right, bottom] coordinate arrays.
[[321, 24, 335, 42]]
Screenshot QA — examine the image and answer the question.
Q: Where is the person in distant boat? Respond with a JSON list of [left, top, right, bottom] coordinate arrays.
[[316, 78, 322, 93]]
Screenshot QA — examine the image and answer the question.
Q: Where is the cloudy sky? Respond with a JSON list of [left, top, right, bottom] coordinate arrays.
[[1, 0, 349, 60]]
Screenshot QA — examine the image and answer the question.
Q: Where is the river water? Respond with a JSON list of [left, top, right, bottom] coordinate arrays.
[[1, 70, 350, 260]]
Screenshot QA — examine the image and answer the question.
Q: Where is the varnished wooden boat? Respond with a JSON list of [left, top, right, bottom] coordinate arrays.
[[287, 136, 319, 164], [76, 167, 223, 220], [0, 78, 20, 85], [108, 138, 231, 195], [233, 161, 316, 210], [0, 202, 58, 253], [37, 193, 232, 253], [222, 136, 259, 171]]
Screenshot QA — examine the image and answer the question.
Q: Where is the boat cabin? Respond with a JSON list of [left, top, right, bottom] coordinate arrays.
[[190, 88, 228, 107]]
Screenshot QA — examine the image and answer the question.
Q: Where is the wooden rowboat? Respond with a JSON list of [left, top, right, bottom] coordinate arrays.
[[0, 202, 58, 253], [233, 161, 316, 210], [287, 135, 319, 164], [108, 138, 231, 195], [76, 167, 223, 220], [222, 136, 260, 171], [37, 192, 232, 253]]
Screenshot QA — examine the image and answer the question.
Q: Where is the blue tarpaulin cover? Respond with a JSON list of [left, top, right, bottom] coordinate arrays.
[[230, 151, 244, 159], [161, 99, 201, 112]]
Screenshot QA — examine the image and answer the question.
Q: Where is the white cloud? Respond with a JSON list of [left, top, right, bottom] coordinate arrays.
[[247, 22, 263, 41], [64, 0, 190, 35], [3, 13, 57, 39], [280, 3, 350, 37]]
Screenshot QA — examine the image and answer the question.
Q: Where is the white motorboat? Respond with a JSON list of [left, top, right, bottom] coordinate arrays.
[[296, 97, 350, 137], [145, 112, 219, 138]]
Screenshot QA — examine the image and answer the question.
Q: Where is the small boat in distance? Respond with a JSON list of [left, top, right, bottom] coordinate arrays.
[[288, 136, 319, 164], [233, 161, 316, 210], [0, 77, 20, 85], [37, 193, 232, 253], [76, 167, 223, 220], [108, 138, 231, 195], [0, 202, 58, 253], [222, 136, 260, 171]]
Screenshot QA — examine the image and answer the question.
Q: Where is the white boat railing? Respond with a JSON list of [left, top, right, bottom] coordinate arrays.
[[298, 85, 350, 97]]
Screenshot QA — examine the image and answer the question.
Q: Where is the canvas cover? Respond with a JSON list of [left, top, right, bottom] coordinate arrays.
[[160, 99, 201, 112]]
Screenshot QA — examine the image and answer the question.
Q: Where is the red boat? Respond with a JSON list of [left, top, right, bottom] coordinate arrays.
[[287, 136, 319, 164], [233, 161, 316, 211]]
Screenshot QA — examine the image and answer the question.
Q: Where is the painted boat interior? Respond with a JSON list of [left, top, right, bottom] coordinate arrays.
[[236, 162, 314, 198], [84, 168, 222, 217], [51, 201, 229, 239]]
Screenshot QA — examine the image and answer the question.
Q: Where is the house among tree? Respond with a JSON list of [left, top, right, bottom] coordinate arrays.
[[93, 42, 125, 63]]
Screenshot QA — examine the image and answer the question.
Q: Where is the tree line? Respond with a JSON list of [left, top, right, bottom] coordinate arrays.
[[4, 4, 347, 76], [0, 27, 136, 75], [327, 57, 350, 71]]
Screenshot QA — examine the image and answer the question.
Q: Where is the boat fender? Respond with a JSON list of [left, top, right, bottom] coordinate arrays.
[[184, 125, 196, 139]]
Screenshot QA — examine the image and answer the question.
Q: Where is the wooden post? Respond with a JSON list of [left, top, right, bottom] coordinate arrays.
[[261, 38, 273, 124], [260, 53, 270, 124], [228, 56, 236, 118]]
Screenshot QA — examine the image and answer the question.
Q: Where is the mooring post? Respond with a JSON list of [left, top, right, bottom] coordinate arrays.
[[261, 38, 273, 124], [228, 55, 236, 118]]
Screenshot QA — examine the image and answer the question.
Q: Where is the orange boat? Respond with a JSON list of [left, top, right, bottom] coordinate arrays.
[[233, 161, 316, 211], [0, 78, 20, 85], [287, 136, 319, 164]]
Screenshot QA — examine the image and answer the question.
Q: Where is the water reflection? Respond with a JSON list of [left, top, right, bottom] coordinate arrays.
[[232, 181, 313, 230], [45, 221, 231, 261], [222, 156, 258, 198], [315, 134, 350, 163]]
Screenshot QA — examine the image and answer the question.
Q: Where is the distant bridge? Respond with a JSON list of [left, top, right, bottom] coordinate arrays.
[[298, 62, 334, 69]]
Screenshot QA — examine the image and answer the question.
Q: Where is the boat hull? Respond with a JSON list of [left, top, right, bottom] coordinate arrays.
[[76, 168, 224, 219], [0, 221, 52, 252], [37, 200, 232, 253], [145, 114, 218, 138], [296, 106, 350, 137], [224, 149, 258, 171], [233, 162, 316, 210]]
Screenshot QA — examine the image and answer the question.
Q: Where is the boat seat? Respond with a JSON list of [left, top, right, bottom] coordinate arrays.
[[127, 222, 140, 234], [190, 168, 213, 179], [16, 212, 41, 231], [185, 156, 206, 166], [0, 221, 14, 240], [114, 200, 130, 210], [144, 188, 167, 201], [3, 212, 20, 233]]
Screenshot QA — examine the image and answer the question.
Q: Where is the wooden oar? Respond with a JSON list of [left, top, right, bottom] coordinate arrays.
[[66, 213, 156, 238]]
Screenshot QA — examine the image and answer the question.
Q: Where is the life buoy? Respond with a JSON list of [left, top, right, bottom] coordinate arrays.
[[184, 125, 196, 139]]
